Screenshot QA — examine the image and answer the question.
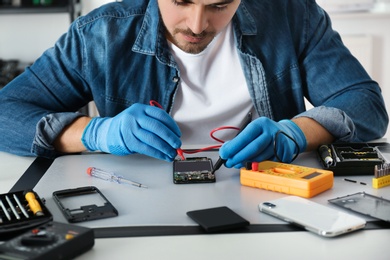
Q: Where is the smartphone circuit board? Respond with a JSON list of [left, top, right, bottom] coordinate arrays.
[[173, 157, 215, 184]]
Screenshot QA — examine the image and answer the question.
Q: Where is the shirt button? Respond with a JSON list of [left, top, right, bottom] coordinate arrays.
[[172, 76, 180, 83]]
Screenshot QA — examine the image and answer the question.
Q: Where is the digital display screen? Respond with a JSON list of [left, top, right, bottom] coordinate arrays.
[[174, 160, 213, 172], [303, 172, 321, 179]]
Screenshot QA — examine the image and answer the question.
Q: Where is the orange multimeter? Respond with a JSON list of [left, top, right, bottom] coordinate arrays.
[[240, 161, 334, 198]]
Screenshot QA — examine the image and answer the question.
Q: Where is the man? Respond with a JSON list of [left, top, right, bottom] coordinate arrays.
[[0, 0, 388, 169]]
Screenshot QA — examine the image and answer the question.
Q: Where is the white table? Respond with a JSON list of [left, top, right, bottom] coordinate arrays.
[[1, 151, 390, 260]]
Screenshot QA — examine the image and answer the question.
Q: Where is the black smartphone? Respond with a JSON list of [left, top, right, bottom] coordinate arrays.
[[173, 157, 215, 184]]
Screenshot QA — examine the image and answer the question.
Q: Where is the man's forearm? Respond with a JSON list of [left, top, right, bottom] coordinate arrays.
[[292, 117, 335, 151], [53, 116, 92, 153], [53, 115, 333, 154]]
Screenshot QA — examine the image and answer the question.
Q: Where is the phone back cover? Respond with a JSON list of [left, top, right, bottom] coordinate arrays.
[[329, 192, 390, 222], [259, 196, 366, 237]]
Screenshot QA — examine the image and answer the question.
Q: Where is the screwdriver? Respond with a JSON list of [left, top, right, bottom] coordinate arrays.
[[87, 167, 148, 188], [25, 191, 44, 216]]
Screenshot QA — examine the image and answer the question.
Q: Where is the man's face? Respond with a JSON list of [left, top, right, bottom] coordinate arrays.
[[158, 0, 241, 54]]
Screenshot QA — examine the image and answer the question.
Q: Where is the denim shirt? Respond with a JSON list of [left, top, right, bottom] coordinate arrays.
[[0, 0, 388, 158]]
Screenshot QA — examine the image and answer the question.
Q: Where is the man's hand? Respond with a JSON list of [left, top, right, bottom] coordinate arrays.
[[81, 103, 182, 161], [219, 117, 307, 168]]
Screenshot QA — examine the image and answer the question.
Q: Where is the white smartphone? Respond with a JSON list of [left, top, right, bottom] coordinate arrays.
[[259, 196, 366, 237]]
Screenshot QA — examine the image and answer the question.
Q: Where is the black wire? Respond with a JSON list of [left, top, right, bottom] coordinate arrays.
[[273, 130, 300, 163]]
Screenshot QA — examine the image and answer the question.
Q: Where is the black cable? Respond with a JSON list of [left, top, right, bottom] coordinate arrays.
[[273, 130, 300, 163]]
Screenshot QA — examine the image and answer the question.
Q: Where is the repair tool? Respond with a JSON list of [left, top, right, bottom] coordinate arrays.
[[373, 163, 390, 188], [1, 190, 52, 239], [212, 111, 252, 174], [87, 167, 148, 188], [25, 191, 44, 216], [240, 161, 334, 198]]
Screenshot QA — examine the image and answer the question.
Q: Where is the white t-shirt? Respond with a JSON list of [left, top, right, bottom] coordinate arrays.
[[170, 22, 255, 148]]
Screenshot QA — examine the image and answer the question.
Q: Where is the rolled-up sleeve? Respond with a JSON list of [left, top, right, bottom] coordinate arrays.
[[32, 113, 85, 158]]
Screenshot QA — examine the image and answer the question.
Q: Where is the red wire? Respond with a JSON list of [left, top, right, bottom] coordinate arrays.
[[149, 100, 163, 109], [182, 145, 222, 154], [149, 100, 240, 159], [210, 126, 240, 143]]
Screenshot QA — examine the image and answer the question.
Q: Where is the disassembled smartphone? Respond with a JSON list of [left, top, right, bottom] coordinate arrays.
[[52, 186, 118, 223], [173, 157, 215, 184]]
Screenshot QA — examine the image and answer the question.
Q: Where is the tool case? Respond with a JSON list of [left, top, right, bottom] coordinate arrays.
[[0, 190, 52, 240]]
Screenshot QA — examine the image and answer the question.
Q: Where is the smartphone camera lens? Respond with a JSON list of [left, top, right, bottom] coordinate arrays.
[[263, 202, 276, 208]]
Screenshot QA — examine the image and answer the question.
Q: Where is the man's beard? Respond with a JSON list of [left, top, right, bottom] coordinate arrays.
[[167, 27, 216, 54]]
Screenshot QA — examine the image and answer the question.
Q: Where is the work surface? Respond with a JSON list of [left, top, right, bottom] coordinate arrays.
[[33, 151, 390, 229], [1, 150, 390, 259]]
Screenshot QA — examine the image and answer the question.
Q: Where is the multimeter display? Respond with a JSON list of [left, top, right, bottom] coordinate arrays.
[[240, 161, 334, 198]]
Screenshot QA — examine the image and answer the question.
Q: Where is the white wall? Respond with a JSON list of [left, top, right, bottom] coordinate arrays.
[[0, 13, 69, 63], [0, 0, 113, 63], [82, 0, 113, 14]]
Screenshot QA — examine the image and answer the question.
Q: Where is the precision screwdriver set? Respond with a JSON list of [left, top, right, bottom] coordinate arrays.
[[0, 190, 52, 239], [316, 143, 386, 176], [316, 142, 390, 189], [373, 163, 390, 188]]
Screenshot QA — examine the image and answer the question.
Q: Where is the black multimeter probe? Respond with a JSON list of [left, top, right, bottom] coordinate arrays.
[[212, 112, 252, 174]]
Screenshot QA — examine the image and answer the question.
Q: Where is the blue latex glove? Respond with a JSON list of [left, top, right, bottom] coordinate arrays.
[[81, 103, 182, 161], [219, 117, 307, 168]]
